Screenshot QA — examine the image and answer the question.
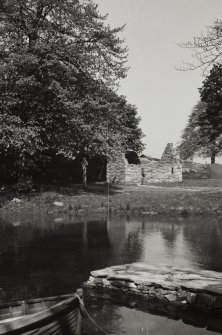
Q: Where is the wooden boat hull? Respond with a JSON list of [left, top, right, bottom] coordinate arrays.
[[0, 292, 83, 335]]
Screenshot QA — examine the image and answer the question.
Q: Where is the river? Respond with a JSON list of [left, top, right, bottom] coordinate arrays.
[[0, 214, 222, 334]]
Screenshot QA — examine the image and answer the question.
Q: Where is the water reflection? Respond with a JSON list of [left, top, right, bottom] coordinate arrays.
[[183, 220, 222, 271], [0, 215, 222, 300], [83, 301, 221, 335]]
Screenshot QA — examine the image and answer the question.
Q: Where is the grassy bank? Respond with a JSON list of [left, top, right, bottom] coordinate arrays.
[[1, 179, 222, 219]]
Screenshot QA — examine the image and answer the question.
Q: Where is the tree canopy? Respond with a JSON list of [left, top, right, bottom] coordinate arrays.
[[0, 0, 128, 85], [178, 101, 222, 163], [199, 64, 222, 136], [0, 0, 144, 183], [179, 19, 222, 74], [178, 18, 222, 163]]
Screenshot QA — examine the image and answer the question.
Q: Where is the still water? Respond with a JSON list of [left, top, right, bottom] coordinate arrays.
[[0, 213, 222, 334]]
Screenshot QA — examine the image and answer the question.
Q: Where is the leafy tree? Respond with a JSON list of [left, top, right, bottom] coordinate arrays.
[[0, 0, 128, 85], [199, 63, 222, 133], [178, 101, 222, 164], [0, 0, 144, 183], [199, 64, 222, 162]]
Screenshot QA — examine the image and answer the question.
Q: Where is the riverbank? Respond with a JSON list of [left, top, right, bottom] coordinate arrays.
[[1, 179, 222, 219]]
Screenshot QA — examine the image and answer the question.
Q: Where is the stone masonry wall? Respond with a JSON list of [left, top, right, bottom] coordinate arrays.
[[107, 154, 126, 184], [84, 263, 222, 319], [142, 143, 182, 184], [107, 154, 142, 185], [125, 164, 141, 185], [161, 143, 179, 164], [142, 161, 182, 184], [106, 143, 182, 185]]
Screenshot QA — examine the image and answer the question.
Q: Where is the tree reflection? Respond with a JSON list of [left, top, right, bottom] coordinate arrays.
[[182, 217, 222, 271], [1, 214, 222, 303]]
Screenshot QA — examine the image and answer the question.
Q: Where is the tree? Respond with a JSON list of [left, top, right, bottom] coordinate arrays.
[[179, 19, 222, 74], [0, 0, 144, 183], [0, 0, 128, 85], [198, 63, 222, 163], [178, 101, 222, 164]]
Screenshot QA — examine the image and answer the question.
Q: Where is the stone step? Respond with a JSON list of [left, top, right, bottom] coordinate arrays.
[[84, 263, 222, 317]]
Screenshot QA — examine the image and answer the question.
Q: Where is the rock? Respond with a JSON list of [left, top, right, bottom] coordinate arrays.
[[12, 221, 22, 227], [53, 201, 64, 207], [148, 287, 157, 298], [187, 292, 196, 304], [102, 278, 111, 286], [91, 270, 109, 278], [126, 282, 137, 289], [93, 278, 104, 285], [108, 275, 134, 282], [12, 221, 21, 227], [88, 276, 95, 283], [54, 217, 64, 222], [137, 283, 150, 291], [110, 280, 123, 288], [178, 288, 188, 301], [156, 288, 169, 295], [11, 198, 22, 203], [85, 262, 222, 316], [165, 293, 177, 302]]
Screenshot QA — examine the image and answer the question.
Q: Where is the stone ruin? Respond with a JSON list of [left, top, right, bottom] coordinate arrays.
[[107, 143, 182, 185]]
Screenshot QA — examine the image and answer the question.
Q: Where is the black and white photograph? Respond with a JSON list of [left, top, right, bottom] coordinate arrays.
[[1, 0, 222, 334]]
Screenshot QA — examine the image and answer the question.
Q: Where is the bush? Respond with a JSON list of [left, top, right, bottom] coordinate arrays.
[[16, 177, 34, 193]]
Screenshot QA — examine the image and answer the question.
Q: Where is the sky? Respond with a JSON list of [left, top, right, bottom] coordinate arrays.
[[95, 0, 222, 160]]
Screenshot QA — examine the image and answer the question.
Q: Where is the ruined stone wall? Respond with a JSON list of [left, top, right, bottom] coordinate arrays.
[[107, 154, 142, 185], [142, 161, 182, 184], [107, 154, 126, 184], [125, 164, 142, 185], [141, 143, 182, 184], [106, 143, 182, 185]]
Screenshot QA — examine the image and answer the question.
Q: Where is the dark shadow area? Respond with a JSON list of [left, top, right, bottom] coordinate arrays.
[[0, 155, 107, 190], [125, 151, 141, 165], [84, 291, 222, 334], [55, 183, 122, 196]]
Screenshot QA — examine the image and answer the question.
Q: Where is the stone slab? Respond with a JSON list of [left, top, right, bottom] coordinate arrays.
[[85, 262, 222, 316]]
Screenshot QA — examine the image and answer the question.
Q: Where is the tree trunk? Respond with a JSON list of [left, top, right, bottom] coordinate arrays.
[[81, 158, 88, 189], [83, 166, 87, 188], [211, 154, 216, 164]]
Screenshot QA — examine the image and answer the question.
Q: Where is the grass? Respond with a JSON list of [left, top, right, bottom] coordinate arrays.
[[1, 179, 222, 219]]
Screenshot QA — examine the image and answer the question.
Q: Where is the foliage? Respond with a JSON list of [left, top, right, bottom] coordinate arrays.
[[0, 0, 144, 182], [178, 101, 222, 163], [199, 64, 222, 136], [199, 64, 222, 161], [179, 19, 222, 73], [75, 83, 144, 157], [16, 176, 34, 193]]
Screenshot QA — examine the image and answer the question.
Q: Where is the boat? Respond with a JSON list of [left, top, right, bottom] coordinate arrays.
[[0, 289, 83, 335]]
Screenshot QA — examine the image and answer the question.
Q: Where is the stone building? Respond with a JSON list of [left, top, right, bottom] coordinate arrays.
[[107, 143, 182, 185]]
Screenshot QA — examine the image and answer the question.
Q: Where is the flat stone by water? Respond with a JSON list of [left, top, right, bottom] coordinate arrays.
[[84, 263, 222, 317]]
